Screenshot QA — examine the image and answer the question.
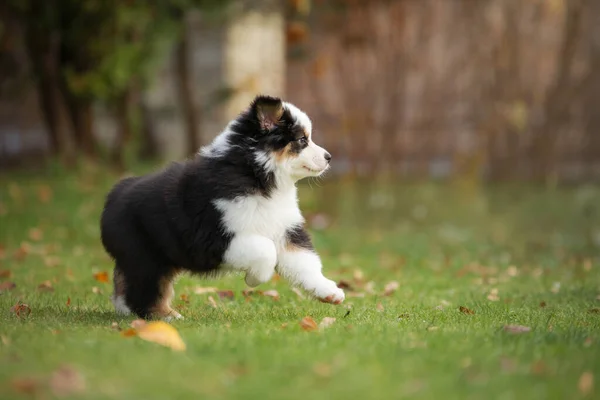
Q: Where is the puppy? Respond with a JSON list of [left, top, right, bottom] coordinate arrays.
[[100, 95, 345, 319]]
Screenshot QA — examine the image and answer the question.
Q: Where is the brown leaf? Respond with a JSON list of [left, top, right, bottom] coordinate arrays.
[[130, 319, 147, 330], [503, 325, 531, 334], [376, 303, 384, 312], [217, 290, 235, 300], [383, 281, 399, 296], [28, 228, 43, 241], [120, 328, 137, 337], [579, 371, 594, 396], [194, 286, 218, 295], [50, 365, 85, 397], [208, 296, 218, 308], [180, 294, 189, 303], [271, 273, 281, 283], [93, 271, 110, 283], [66, 297, 71, 307], [11, 302, 31, 318], [37, 184, 53, 203], [319, 317, 336, 329], [136, 321, 186, 351], [0, 281, 16, 292], [13, 245, 28, 261], [336, 280, 354, 290], [540, 301, 547, 308], [11, 377, 39, 394], [459, 306, 475, 315], [300, 316, 318, 331], [0, 269, 12, 279], [263, 290, 280, 301], [37, 280, 54, 292]]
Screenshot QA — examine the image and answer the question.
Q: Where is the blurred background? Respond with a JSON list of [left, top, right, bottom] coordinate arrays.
[[1, 0, 599, 183]]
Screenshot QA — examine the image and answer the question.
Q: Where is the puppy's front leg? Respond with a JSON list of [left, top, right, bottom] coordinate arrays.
[[277, 226, 345, 304]]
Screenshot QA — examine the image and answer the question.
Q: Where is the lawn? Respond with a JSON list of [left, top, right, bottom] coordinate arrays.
[[1, 162, 599, 399]]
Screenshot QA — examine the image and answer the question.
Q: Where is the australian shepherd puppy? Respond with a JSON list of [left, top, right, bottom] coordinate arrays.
[[100, 95, 345, 320]]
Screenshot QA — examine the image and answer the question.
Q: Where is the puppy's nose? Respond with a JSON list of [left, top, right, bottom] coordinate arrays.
[[324, 152, 332, 163]]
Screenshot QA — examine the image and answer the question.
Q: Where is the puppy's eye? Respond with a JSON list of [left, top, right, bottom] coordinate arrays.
[[297, 136, 308, 145]]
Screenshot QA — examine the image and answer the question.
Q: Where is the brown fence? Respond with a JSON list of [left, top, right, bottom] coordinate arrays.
[[286, 0, 600, 181]]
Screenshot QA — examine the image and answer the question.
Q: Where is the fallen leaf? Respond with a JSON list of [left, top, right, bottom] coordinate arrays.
[[66, 297, 71, 307], [353, 269, 365, 283], [337, 280, 354, 290], [37, 280, 54, 292], [263, 290, 280, 301], [11, 378, 39, 394], [37, 184, 53, 203], [14, 245, 28, 261], [588, 308, 600, 314], [0, 281, 16, 292], [194, 286, 218, 295], [93, 271, 110, 283], [487, 288, 500, 301], [136, 321, 186, 351], [120, 328, 137, 337], [300, 316, 318, 331], [459, 306, 475, 315], [292, 287, 305, 299], [218, 290, 235, 300], [383, 281, 399, 296], [281, 323, 289, 329], [11, 302, 31, 318], [28, 228, 43, 241], [50, 365, 85, 397], [179, 294, 189, 303], [91, 286, 101, 294], [110, 322, 120, 331], [319, 317, 336, 329], [540, 301, 547, 308], [130, 319, 147, 329], [398, 313, 410, 319], [0, 269, 12, 279], [503, 325, 531, 334], [208, 296, 218, 308], [376, 303, 384, 312], [271, 273, 281, 282], [579, 371, 594, 396]]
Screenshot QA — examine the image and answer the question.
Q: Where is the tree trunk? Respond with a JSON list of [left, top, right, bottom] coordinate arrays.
[[111, 91, 132, 171], [175, 21, 200, 157], [138, 100, 159, 160]]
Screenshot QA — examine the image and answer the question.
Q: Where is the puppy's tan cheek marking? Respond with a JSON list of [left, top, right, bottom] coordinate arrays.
[[274, 143, 298, 163]]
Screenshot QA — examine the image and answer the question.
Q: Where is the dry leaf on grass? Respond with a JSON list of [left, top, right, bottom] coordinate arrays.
[[93, 271, 109, 283], [540, 301, 547, 308], [487, 288, 500, 301], [263, 290, 280, 301], [37, 280, 54, 292], [66, 297, 71, 307], [0, 269, 12, 279], [28, 228, 43, 241], [208, 296, 218, 308], [376, 303, 384, 312], [130, 319, 147, 329], [319, 317, 336, 329], [579, 371, 594, 396], [194, 286, 218, 294], [503, 325, 531, 334], [120, 328, 137, 338], [459, 306, 475, 315], [50, 365, 85, 397], [336, 280, 354, 290], [383, 281, 399, 296], [180, 294, 190, 303], [91, 286, 102, 294], [0, 281, 16, 292], [11, 377, 39, 395], [136, 321, 186, 351], [110, 322, 120, 331], [11, 302, 31, 318], [218, 290, 235, 300], [300, 316, 318, 331]]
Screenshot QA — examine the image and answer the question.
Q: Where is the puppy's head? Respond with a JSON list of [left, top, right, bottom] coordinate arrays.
[[246, 95, 331, 181]]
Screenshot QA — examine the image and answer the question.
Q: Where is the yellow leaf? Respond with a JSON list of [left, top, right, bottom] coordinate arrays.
[[300, 316, 318, 331], [93, 271, 110, 283], [136, 321, 186, 351], [579, 371, 593, 396]]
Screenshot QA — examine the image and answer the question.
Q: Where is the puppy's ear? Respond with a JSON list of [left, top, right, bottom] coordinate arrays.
[[252, 95, 284, 131]]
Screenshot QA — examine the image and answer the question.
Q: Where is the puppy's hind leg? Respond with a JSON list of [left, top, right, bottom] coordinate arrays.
[[111, 266, 132, 315]]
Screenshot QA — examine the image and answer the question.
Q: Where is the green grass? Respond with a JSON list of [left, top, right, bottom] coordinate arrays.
[[1, 163, 599, 399]]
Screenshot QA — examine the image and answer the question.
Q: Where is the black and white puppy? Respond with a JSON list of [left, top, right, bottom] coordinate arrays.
[[100, 95, 345, 319]]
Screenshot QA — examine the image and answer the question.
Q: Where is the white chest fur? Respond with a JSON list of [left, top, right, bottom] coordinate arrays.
[[214, 186, 304, 247]]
